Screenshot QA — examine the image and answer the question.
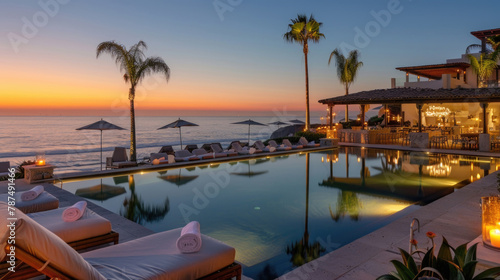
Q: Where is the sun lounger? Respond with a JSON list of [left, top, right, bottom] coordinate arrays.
[[299, 136, 320, 147], [0, 202, 241, 280], [184, 144, 198, 153], [174, 150, 200, 162], [192, 148, 216, 160], [211, 143, 238, 157], [158, 145, 175, 155], [0, 203, 119, 279], [106, 147, 137, 169], [150, 153, 175, 165], [200, 143, 213, 152], [254, 140, 276, 153], [0, 190, 58, 214], [26, 206, 119, 248], [231, 142, 256, 155], [268, 140, 292, 151], [0, 162, 10, 177], [282, 139, 303, 149]]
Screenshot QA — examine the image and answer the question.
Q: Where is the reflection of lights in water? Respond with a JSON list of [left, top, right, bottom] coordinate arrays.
[[321, 157, 324, 163], [357, 157, 360, 162], [471, 163, 474, 171], [426, 163, 451, 177]]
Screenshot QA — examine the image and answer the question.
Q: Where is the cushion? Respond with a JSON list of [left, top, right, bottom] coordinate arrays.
[[112, 147, 128, 162], [150, 153, 169, 161], [82, 228, 235, 280], [27, 207, 112, 243], [0, 202, 106, 279], [175, 150, 193, 158], [0, 191, 59, 214]]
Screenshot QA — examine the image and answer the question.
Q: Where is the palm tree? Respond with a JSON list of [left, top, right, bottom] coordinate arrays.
[[120, 175, 170, 225], [468, 53, 498, 88], [284, 14, 325, 131], [96, 41, 170, 161], [328, 49, 363, 123], [466, 34, 500, 54]]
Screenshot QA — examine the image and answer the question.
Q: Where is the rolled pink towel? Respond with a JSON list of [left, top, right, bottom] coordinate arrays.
[[176, 221, 202, 253], [62, 201, 87, 222], [21, 185, 44, 201]]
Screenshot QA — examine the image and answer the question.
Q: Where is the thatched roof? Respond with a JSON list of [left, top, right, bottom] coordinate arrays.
[[318, 87, 500, 105]]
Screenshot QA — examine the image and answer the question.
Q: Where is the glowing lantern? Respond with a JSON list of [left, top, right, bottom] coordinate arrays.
[[482, 196, 500, 250], [35, 152, 46, 166]]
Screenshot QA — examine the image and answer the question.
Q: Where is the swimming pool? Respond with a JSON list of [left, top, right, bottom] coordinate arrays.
[[62, 147, 498, 279]]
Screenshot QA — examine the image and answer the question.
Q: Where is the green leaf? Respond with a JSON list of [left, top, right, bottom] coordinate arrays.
[[443, 259, 465, 280], [421, 248, 436, 269], [376, 274, 400, 280], [416, 267, 445, 280], [454, 243, 468, 268], [438, 237, 453, 261], [462, 261, 477, 280], [465, 243, 478, 264], [399, 248, 418, 275], [391, 260, 415, 280], [472, 266, 500, 280]]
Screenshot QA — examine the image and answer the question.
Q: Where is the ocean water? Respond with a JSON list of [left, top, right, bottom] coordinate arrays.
[[0, 116, 324, 174]]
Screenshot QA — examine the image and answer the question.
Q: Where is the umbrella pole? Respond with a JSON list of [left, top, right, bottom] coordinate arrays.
[[248, 124, 250, 145], [100, 130, 103, 171], [179, 127, 183, 150]]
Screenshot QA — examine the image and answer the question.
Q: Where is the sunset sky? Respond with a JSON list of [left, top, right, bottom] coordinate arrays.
[[1, 0, 499, 116]]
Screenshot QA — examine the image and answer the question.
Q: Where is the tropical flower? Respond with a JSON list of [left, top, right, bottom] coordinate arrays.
[[426, 231, 436, 239], [410, 239, 418, 246]]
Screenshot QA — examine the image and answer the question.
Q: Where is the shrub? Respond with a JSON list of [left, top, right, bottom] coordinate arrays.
[[377, 236, 500, 280], [294, 131, 326, 143]]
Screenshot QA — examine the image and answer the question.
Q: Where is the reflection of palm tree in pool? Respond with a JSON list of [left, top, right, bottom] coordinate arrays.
[[286, 153, 326, 267], [330, 154, 363, 222], [329, 190, 362, 222], [121, 175, 170, 225]]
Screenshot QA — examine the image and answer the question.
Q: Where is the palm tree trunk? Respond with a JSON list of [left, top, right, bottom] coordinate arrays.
[[129, 87, 137, 161], [345, 86, 349, 122], [304, 44, 310, 131]]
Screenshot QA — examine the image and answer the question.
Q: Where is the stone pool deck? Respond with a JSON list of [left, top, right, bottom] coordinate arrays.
[[278, 143, 500, 279], [2, 144, 500, 279]]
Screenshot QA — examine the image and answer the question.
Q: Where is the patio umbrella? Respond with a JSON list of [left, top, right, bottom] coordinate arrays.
[[157, 118, 199, 149], [76, 118, 125, 170], [231, 119, 267, 144], [231, 159, 269, 177], [268, 121, 289, 129], [75, 180, 126, 201], [289, 119, 305, 124], [158, 169, 199, 186]]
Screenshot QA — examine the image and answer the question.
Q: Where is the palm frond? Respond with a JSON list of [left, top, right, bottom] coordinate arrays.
[[329, 49, 363, 89], [283, 14, 324, 44], [466, 44, 482, 54], [135, 56, 171, 86]]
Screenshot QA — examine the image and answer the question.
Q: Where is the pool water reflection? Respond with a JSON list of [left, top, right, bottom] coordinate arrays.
[[62, 147, 499, 279]]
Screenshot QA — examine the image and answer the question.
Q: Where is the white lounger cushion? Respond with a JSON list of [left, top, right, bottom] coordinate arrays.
[[0, 202, 106, 279], [27, 206, 112, 243], [82, 228, 235, 280], [0, 202, 235, 280], [0, 190, 59, 214]]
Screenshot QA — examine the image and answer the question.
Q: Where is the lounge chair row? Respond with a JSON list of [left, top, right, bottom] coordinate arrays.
[[0, 191, 241, 279], [107, 137, 321, 168]]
